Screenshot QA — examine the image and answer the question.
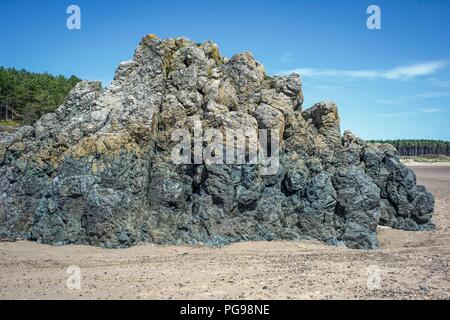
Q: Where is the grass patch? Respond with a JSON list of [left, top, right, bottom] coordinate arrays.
[[402, 154, 450, 163], [0, 120, 21, 127]]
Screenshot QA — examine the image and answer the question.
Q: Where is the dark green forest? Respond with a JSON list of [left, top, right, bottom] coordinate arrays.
[[0, 67, 80, 125], [370, 140, 450, 156]]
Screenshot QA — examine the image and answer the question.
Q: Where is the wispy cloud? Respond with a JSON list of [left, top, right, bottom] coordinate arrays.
[[313, 84, 342, 91], [377, 107, 445, 117], [376, 98, 403, 105], [419, 107, 443, 113], [279, 52, 295, 63], [377, 111, 418, 117], [282, 60, 448, 80], [428, 78, 450, 88], [383, 61, 448, 79], [376, 91, 450, 108], [416, 91, 450, 99]]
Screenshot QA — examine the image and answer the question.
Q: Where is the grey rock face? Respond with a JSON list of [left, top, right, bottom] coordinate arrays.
[[0, 35, 434, 249]]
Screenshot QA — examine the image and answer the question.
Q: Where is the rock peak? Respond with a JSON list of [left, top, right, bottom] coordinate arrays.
[[0, 36, 434, 249]]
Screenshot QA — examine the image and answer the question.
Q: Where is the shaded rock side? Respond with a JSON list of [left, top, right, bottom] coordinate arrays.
[[0, 36, 434, 249]]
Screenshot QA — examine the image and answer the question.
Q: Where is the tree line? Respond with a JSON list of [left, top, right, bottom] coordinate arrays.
[[0, 67, 80, 125], [370, 139, 450, 156]]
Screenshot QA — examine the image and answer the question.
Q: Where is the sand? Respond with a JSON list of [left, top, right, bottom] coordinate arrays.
[[0, 165, 449, 300], [401, 160, 450, 167]]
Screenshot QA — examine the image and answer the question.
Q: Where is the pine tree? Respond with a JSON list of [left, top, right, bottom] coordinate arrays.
[[0, 67, 81, 125], [370, 139, 450, 156]]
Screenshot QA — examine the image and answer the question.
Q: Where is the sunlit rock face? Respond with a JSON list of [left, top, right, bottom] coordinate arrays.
[[0, 36, 434, 249]]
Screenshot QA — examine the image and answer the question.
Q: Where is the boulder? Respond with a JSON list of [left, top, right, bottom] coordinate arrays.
[[0, 35, 435, 249]]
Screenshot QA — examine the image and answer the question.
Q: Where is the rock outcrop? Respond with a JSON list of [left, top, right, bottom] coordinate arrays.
[[0, 35, 435, 249]]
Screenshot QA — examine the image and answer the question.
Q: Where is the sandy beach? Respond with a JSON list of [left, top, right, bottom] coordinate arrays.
[[0, 164, 449, 300]]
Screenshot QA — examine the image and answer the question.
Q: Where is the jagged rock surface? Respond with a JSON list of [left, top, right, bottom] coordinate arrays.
[[0, 36, 435, 249]]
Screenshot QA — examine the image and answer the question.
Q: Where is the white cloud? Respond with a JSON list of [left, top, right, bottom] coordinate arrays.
[[383, 61, 448, 79], [417, 91, 450, 99], [376, 99, 402, 105], [375, 91, 450, 107], [377, 107, 444, 117], [282, 60, 448, 80], [279, 52, 295, 63], [377, 111, 418, 117], [428, 78, 450, 88], [419, 107, 443, 113], [313, 84, 342, 91]]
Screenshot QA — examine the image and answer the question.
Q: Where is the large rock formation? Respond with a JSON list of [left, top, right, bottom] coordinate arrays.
[[0, 35, 435, 249]]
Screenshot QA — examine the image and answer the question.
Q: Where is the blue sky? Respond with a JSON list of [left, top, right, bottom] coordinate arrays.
[[1, 0, 449, 140]]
